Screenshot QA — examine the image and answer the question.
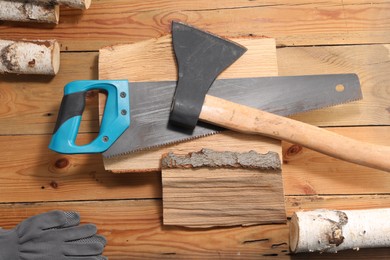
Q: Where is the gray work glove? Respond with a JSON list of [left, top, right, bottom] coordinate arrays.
[[0, 210, 107, 260]]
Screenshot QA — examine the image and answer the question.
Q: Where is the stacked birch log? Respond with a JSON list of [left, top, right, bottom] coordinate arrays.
[[0, 0, 91, 75], [0, 0, 91, 23], [0, 39, 60, 75]]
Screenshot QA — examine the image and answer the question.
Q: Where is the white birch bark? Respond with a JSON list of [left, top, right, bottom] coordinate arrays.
[[0, 39, 60, 75], [290, 208, 390, 253], [30, 0, 91, 9], [0, 1, 59, 24]]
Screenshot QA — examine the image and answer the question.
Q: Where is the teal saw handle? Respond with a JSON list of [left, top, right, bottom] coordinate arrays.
[[49, 80, 130, 154]]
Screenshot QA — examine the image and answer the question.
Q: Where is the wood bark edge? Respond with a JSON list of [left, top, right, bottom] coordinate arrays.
[[161, 148, 281, 171]]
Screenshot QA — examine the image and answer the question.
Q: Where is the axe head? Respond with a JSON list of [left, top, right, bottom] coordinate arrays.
[[169, 21, 247, 129]]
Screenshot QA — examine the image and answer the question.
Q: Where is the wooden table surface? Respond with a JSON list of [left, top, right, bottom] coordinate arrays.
[[0, 1, 390, 259]]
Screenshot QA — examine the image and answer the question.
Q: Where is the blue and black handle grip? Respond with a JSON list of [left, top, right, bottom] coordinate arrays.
[[49, 80, 130, 154]]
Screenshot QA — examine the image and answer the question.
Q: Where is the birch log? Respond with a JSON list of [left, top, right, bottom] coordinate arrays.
[[30, 0, 91, 9], [290, 209, 390, 253], [0, 1, 59, 24], [0, 39, 60, 75]]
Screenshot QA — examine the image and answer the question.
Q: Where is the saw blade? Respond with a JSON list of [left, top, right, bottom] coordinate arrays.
[[103, 73, 362, 158]]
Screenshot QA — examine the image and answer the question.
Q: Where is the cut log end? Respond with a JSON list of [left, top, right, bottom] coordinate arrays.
[[53, 5, 60, 23], [289, 213, 300, 253], [52, 41, 60, 74], [84, 0, 92, 9]]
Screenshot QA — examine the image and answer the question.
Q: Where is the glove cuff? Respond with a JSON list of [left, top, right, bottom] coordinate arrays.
[[0, 229, 19, 260]]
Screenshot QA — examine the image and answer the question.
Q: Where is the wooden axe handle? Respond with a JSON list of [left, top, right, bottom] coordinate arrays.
[[199, 95, 390, 172]]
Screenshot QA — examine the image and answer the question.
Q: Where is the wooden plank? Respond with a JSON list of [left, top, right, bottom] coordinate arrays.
[[0, 134, 161, 203], [285, 195, 390, 216], [1, 1, 390, 51], [161, 150, 286, 228], [282, 126, 390, 195], [99, 37, 281, 172], [0, 197, 390, 259], [0, 127, 388, 203], [99, 37, 278, 81], [0, 52, 99, 135], [278, 44, 390, 126]]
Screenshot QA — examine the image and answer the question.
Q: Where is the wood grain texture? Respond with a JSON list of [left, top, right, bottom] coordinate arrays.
[[1, 1, 390, 51], [0, 127, 388, 204], [99, 37, 280, 172], [278, 44, 390, 126], [285, 194, 390, 217], [99, 37, 278, 81], [161, 150, 285, 228], [0, 52, 98, 135], [0, 197, 390, 259], [0, 134, 161, 203], [282, 126, 390, 195]]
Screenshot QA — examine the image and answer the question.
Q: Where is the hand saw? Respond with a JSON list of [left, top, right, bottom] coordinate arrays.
[[49, 75, 362, 156], [49, 22, 362, 159]]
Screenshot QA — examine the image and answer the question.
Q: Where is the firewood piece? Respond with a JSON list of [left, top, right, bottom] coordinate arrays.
[[290, 208, 390, 253], [0, 1, 59, 24], [0, 39, 60, 75], [161, 149, 286, 228], [31, 0, 91, 9]]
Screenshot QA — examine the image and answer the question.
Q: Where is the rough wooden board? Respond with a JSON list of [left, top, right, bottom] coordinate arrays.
[[0, 134, 161, 203], [161, 149, 285, 228], [0, 52, 98, 135], [99, 37, 280, 172], [282, 126, 390, 195], [285, 195, 390, 216], [0, 127, 388, 203], [1, 198, 390, 259], [278, 44, 390, 126], [163, 168, 286, 227], [1, 1, 390, 51], [99, 36, 278, 81]]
